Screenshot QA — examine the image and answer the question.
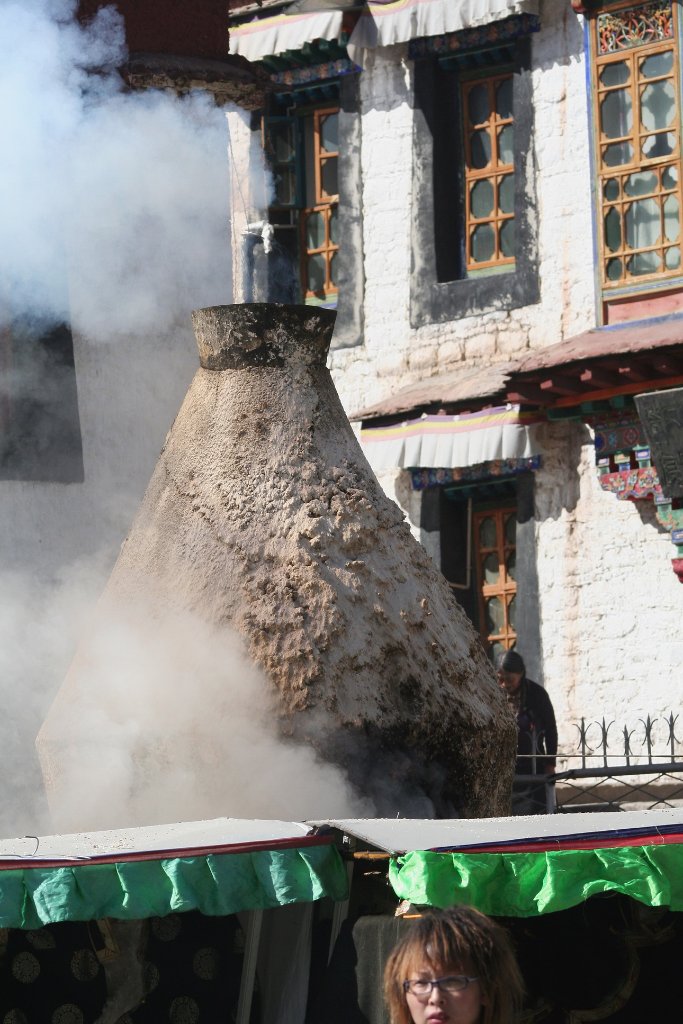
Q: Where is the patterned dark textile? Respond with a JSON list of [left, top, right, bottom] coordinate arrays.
[[0, 912, 252, 1023], [127, 911, 248, 1023], [0, 921, 107, 1023]]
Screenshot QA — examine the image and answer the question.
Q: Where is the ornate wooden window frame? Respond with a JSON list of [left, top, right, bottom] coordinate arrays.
[[461, 71, 516, 273], [300, 106, 340, 304], [584, 0, 683, 323], [473, 505, 518, 658], [410, 30, 539, 327]]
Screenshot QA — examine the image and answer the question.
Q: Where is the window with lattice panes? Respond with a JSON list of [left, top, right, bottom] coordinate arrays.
[[474, 507, 517, 660], [411, 34, 539, 324], [462, 72, 516, 272], [592, 0, 683, 287], [264, 102, 339, 307], [301, 107, 339, 303]]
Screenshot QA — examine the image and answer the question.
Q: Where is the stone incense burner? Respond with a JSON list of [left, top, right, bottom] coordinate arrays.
[[38, 304, 515, 823]]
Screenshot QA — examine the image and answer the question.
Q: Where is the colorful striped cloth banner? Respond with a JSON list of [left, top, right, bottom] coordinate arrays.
[[359, 405, 544, 472], [229, 9, 344, 61], [347, 0, 538, 62]]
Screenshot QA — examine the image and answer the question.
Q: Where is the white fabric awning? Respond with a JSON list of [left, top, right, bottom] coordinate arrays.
[[347, 0, 539, 62], [314, 808, 683, 854], [360, 406, 543, 472], [229, 9, 344, 61]]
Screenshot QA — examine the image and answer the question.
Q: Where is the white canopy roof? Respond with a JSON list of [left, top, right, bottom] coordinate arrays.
[[316, 808, 683, 853], [3, 808, 682, 863], [0, 817, 312, 864]]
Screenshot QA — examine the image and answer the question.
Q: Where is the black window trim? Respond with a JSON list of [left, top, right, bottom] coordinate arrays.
[[410, 36, 540, 328], [260, 73, 364, 349]]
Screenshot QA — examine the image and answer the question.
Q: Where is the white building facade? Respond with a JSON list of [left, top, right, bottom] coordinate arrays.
[[229, 0, 683, 768]]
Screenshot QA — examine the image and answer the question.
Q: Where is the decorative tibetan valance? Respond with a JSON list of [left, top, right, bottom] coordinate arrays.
[[408, 11, 540, 59], [410, 455, 541, 491], [360, 406, 544, 473], [229, 9, 345, 62], [347, 0, 539, 62]]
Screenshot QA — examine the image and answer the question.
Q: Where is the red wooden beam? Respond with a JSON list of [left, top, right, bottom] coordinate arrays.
[[553, 373, 683, 408]]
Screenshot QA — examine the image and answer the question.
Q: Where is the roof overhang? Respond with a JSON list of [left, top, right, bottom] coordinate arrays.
[[354, 317, 683, 424], [508, 317, 683, 408], [352, 363, 515, 422], [121, 52, 272, 109]]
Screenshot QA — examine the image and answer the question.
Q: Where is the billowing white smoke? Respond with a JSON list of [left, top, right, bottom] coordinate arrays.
[[0, 0, 232, 335], [0, 0, 369, 836], [0, 561, 105, 837], [40, 597, 372, 832]]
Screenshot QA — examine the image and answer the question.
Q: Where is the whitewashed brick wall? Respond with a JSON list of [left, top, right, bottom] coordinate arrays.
[[327, 1, 683, 744], [534, 421, 683, 750], [330, 0, 597, 414]]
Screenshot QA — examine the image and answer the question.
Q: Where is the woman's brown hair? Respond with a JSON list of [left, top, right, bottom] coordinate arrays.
[[383, 906, 523, 1024]]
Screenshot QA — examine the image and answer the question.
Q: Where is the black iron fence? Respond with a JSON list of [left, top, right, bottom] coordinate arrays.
[[513, 713, 683, 814]]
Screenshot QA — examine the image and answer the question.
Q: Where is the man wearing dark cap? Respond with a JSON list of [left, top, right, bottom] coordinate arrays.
[[497, 649, 558, 814]]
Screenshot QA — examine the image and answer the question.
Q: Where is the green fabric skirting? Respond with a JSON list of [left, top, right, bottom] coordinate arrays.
[[388, 844, 683, 917], [0, 845, 349, 930]]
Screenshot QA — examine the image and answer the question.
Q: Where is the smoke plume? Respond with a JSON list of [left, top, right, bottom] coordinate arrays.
[[39, 595, 372, 832], [0, 0, 370, 836], [0, 0, 232, 335]]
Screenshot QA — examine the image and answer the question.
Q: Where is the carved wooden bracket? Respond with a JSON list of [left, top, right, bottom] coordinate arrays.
[[597, 466, 661, 501]]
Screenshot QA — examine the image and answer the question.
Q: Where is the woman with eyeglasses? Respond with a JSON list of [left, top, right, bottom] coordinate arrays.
[[383, 906, 523, 1024]]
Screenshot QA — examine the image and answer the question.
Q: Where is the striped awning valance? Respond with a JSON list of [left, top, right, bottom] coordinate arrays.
[[359, 405, 544, 472], [347, 0, 539, 62]]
